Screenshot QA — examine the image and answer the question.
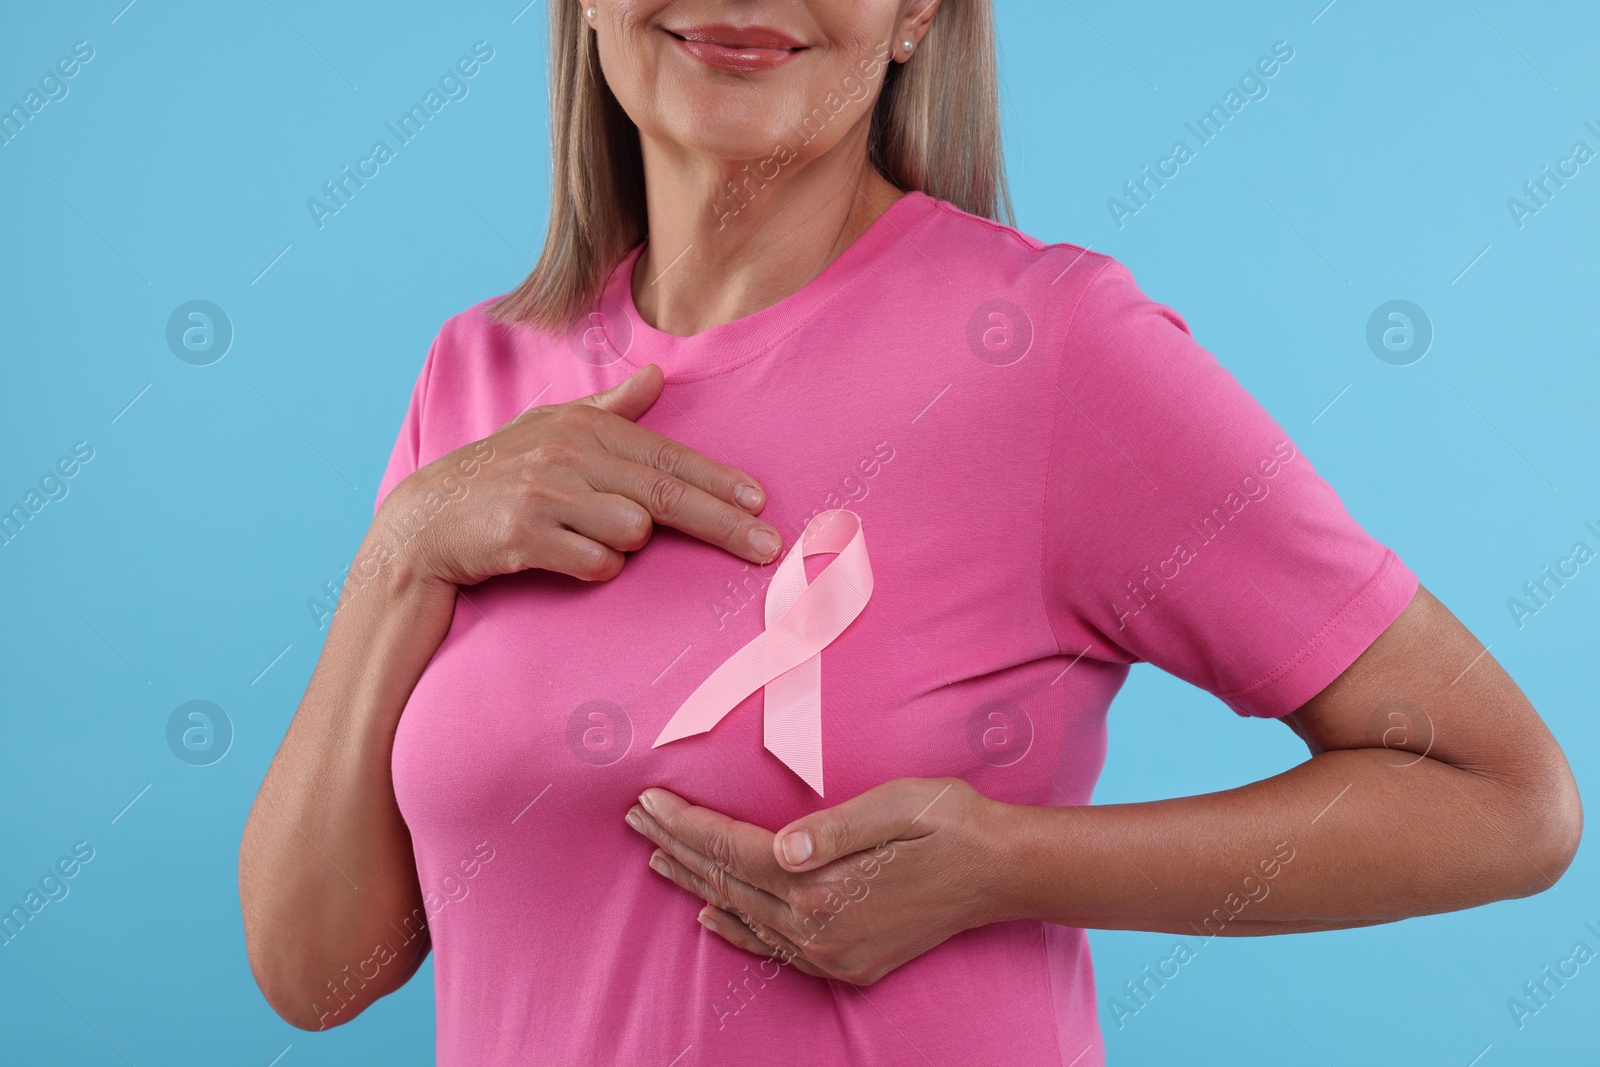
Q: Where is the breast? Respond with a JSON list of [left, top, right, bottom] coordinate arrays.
[[391, 501, 1098, 862]]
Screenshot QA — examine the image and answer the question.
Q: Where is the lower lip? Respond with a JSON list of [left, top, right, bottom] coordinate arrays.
[[670, 34, 803, 74]]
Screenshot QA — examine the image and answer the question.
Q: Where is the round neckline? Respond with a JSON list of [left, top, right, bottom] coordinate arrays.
[[599, 190, 937, 381]]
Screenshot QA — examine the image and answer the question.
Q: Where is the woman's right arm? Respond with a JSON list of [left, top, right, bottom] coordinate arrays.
[[238, 509, 455, 1030], [238, 364, 782, 1029]]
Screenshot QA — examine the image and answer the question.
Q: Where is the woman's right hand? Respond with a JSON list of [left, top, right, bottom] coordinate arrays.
[[381, 362, 782, 587]]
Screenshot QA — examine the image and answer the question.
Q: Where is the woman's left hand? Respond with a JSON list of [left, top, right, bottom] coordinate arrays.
[[625, 778, 1008, 985]]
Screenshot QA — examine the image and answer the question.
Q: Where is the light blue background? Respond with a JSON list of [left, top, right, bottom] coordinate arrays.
[[2, 1, 1595, 1064]]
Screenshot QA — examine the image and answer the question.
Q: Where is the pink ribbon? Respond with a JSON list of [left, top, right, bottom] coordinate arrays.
[[652, 509, 873, 796]]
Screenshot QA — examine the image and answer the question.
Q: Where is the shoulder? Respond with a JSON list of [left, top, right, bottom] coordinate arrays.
[[914, 195, 1191, 342], [418, 292, 572, 398], [400, 293, 586, 457], [431, 293, 533, 357], [909, 195, 1197, 381]]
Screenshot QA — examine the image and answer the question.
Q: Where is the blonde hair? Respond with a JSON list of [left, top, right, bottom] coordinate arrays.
[[488, 2, 1012, 334]]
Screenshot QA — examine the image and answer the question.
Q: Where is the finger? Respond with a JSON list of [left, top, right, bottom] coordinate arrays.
[[636, 789, 792, 895], [632, 805, 788, 922], [772, 778, 946, 873], [585, 452, 780, 565], [696, 906, 828, 978], [645, 843, 788, 936], [554, 492, 654, 554], [591, 416, 769, 516], [532, 528, 627, 583], [574, 366, 766, 516], [575, 363, 664, 423]]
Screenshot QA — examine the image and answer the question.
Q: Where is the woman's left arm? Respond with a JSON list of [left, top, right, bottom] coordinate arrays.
[[628, 585, 1582, 984]]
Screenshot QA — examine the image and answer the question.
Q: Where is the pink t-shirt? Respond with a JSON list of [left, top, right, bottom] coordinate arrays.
[[372, 191, 1417, 1066]]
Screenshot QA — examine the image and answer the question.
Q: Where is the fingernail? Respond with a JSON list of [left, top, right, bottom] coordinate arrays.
[[625, 809, 644, 832], [697, 910, 719, 932], [649, 854, 671, 877], [749, 528, 780, 561], [638, 791, 657, 817], [735, 484, 763, 511], [780, 830, 813, 866]]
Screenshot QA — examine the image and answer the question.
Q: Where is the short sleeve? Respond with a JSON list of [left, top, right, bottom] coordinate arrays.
[[373, 333, 441, 517], [1042, 259, 1419, 718]]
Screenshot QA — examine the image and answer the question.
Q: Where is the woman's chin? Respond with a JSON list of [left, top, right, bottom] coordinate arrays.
[[648, 113, 805, 165]]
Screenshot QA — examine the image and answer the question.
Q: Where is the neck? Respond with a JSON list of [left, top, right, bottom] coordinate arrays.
[[631, 120, 904, 337]]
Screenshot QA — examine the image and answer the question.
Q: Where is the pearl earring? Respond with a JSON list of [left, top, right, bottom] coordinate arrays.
[[586, 7, 597, 19], [902, 39, 915, 55]]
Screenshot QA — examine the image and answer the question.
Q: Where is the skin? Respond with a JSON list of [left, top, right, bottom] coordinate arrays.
[[239, 0, 1583, 1028]]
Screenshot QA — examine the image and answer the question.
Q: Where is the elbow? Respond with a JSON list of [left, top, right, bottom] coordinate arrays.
[[260, 986, 338, 1033], [245, 937, 349, 1032], [238, 862, 428, 1030], [242, 914, 425, 1031], [238, 839, 414, 1030], [239, 883, 344, 1030], [1501, 749, 1583, 900], [242, 905, 398, 1032], [1531, 772, 1583, 892]]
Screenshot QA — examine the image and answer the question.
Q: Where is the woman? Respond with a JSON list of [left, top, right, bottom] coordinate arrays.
[[239, 2, 1582, 1064]]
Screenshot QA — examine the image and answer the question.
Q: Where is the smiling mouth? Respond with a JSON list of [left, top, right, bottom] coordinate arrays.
[[664, 25, 808, 74]]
